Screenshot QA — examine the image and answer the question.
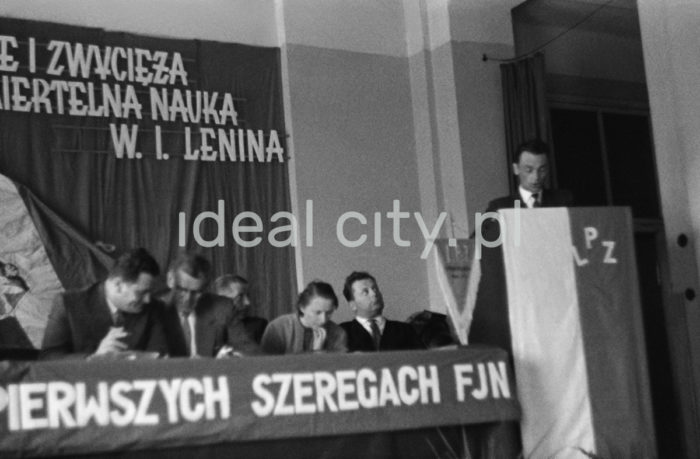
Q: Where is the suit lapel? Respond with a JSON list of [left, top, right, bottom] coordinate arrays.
[[354, 320, 375, 350], [158, 302, 188, 357], [380, 321, 389, 346], [89, 283, 114, 346], [122, 310, 148, 349], [168, 307, 189, 357], [541, 190, 556, 207], [195, 300, 216, 357]]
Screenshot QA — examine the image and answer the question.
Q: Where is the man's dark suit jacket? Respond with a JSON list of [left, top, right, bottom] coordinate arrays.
[[157, 292, 261, 357], [340, 319, 424, 352], [485, 189, 574, 212], [241, 316, 268, 344], [40, 282, 169, 359]]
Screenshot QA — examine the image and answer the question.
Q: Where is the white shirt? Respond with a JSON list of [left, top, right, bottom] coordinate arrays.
[[355, 315, 386, 336], [180, 311, 198, 357], [105, 297, 121, 325], [519, 186, 540, 209]]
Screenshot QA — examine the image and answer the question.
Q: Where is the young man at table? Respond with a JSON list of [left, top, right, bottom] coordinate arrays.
[[339, 271, 423, 352], [40, 248, 169, 359]]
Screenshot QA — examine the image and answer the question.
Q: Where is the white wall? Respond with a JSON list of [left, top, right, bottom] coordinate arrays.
[[282, 0, 408, 57], [0, 0, 279, 46], [279, 0, 429, 321], [283, 43, 428, 321], [638, 1, 700, 454]]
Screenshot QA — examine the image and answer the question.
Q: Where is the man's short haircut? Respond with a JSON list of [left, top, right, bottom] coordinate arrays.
[[297, 280, 338, 312], [168, 252, 211, 281], [213, 274, 247, 293], [342, 271, 377, 302], [515, 138, 550, 162], [108, 248, 160, 283]]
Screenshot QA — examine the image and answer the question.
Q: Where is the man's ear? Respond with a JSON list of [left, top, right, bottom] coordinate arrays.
[[111, 277, 124, 294], [166, 271, 175, 289], [512, 162, 519, 175]]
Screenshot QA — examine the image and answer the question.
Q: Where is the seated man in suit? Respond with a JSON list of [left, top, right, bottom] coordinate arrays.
[[40, 248, 169, 359], [213, 274, 268, 344], [486, 138, 573, 212], [158, 253, 260, 357], [339, 271, 423, 352]]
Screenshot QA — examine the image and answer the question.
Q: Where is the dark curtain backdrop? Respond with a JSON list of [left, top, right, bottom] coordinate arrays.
[[0, 18, 296, 320], [500, 53, 549, 194]]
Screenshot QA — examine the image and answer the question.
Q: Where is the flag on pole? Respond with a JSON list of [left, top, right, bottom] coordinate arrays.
[[0, 173, 112, 351]]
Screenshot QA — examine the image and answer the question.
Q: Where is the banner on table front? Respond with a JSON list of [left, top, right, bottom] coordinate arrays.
[[0, 347, 520, 457]]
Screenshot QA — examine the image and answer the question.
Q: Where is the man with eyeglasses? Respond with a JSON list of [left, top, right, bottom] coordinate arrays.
[[158, 253, 260, 357]]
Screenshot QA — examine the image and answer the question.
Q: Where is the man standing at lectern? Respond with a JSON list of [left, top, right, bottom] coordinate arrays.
[[486, 139, 573, 212]]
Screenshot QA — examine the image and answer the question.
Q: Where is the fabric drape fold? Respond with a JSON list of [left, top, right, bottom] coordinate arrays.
[[500, 53, 549, 193]]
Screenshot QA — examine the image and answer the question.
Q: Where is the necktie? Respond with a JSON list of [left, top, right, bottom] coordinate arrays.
[[181, 312, 192, 356], [112, 310, 125, 327], [370, 319, 382, 350], [531, 193, 540, 208]]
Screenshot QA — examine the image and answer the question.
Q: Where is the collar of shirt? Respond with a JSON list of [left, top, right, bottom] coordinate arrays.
[[519, 187, 539, 208], [355, 316, 386, 335], [105, 295, 119, 319], [179, 307, 194, 317]]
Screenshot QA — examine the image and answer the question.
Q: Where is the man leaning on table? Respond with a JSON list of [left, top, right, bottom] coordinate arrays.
[[156, 252, 260, 357], [40, 248, 169, 359]]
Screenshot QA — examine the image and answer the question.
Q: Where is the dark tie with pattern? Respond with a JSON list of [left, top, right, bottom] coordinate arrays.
[[370, 319, 382, 350]]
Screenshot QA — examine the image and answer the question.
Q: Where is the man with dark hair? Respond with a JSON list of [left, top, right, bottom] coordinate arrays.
[[213, 274, 268, 344], [339, 271, 423, 352], [40, 248, 169, 359], [486, 139, 573, 211], [158, 253, 260, 357]]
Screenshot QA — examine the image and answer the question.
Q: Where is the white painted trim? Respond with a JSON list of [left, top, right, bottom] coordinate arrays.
[[275, 0, 305, 292]]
